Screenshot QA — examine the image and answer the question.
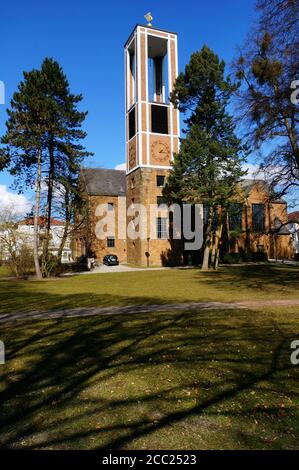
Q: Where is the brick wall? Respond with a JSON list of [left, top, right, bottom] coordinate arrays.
[[74, 194, 127, 263], [126, 167, 174, 266], [230, 182, 294, 259], [74, 179, 294, 265]]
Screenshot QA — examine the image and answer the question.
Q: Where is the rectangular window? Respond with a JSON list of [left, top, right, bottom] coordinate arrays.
[[128, 107, 136, 139], [156, 175, 165, 187], [129, 50, 136, 104], [157, 196, 166, 206], [107, 237, 115, 248], [151, 104, 168, 134], [252, 204, 265, 232], [156, 217, 168, 239], [107, 203, 114, 212], [229, 204, 243, 231]]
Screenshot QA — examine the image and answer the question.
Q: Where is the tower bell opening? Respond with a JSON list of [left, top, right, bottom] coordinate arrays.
[[148, 35, 169, 103], [148, 35, 169, 134]]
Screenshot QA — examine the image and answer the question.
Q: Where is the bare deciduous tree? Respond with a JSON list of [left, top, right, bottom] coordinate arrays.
[[233, 0, 299, 197], [0, 206, 34, 278]]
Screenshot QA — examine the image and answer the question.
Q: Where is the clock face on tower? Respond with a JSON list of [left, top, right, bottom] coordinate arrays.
[[151, 141, 170, 164]]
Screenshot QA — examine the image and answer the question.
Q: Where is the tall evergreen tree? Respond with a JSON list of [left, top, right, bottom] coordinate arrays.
[[0, 58, 92, 278], [38, 59, 92, 276], [166, 46, 247, 270], [0, 69, 48, 279]]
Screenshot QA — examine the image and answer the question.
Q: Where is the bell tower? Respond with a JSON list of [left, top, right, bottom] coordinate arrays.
[[125, 21, 179, 172], [124, 19, 180, 266]]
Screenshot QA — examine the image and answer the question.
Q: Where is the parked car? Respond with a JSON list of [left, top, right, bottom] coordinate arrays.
[[103, 254, 119, 266]]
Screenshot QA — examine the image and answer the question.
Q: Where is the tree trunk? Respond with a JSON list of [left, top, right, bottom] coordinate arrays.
[[57, 219, 69, 262], [201, 207, 213, 271], [43, 137, 55, 276], [245, 204, 251, 253], [212, 210, 224, 270], [12, 232, 20, 278], [224, 211, 230, 255], [34, 147, 43, 280], [11, 251, 19, 278], [210, 230, 217, 267], [57, 188, 70, 261], [282, 116, 299, 171], [213, 221, 223, 270], [210, 208, 221, 268]]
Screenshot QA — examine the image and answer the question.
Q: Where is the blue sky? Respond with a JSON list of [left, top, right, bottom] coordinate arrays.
[[3, 0, 297, 211]]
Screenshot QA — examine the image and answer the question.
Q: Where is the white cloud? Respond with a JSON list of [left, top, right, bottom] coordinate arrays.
[[115, 163, 126, 171], [242, 163, 265, 179], [0, 185, 31, 215]]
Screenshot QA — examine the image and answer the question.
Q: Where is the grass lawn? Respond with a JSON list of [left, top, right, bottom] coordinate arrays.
[[0, 305, 298, 449], [0, 264, 299, 315], [0, 264, 298, 449], [0, 265, 13, 278]]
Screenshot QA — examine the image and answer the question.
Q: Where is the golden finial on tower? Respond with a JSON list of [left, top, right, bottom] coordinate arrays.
[[144, 12, 153, 27]]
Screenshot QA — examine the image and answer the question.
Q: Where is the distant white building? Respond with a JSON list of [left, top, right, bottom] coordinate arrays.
[[0, 216, 72, 263], [288, 211, 299, 258]]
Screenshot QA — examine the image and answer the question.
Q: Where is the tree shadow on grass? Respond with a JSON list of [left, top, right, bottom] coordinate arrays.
[[0, 296, 299, 450], [193, 264, 299, 296], [1, 264, 299, 316], [0, 283, 175, 316]]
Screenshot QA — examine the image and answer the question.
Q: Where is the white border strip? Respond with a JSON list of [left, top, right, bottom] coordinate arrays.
[[137, 27, 142, 167]]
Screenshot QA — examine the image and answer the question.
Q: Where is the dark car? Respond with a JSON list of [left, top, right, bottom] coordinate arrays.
[[103, 254, 119, 266]]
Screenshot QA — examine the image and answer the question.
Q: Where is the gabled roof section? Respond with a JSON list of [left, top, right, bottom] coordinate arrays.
[[288, 211, 299, 222], [81, 168, 126, 196], [240, 179, 269, 191], [19, 216, 64, 226], [240, 179, 286, 203]]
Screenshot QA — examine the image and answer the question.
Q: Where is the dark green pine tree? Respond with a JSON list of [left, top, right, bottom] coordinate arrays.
[[0, 68, 49, 279], [37, 58, 92, 276], [166, 45, 247, 270], [0, 58, 92, 278]]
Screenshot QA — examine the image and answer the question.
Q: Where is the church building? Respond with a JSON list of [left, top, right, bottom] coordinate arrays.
[[73, 21, 294, 266]]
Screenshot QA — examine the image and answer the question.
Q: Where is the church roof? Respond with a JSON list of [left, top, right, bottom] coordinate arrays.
[[19, 216, 65, 226], [240, 179, 286, 203], [288, 211, 299, 222], [81, 168, 126, 196], [240, 179, 268, 190]]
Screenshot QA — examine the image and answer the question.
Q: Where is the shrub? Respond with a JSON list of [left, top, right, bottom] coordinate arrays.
[[53, 262, 73, 277], [239, 251, 268, 262], [187, 254, 194, 266], [222, 253, 242, 264], [252, 251, 268, 262], [8, 245, 35, 278], [40, 253, 59, 278], [240, 251, 254, 262]]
